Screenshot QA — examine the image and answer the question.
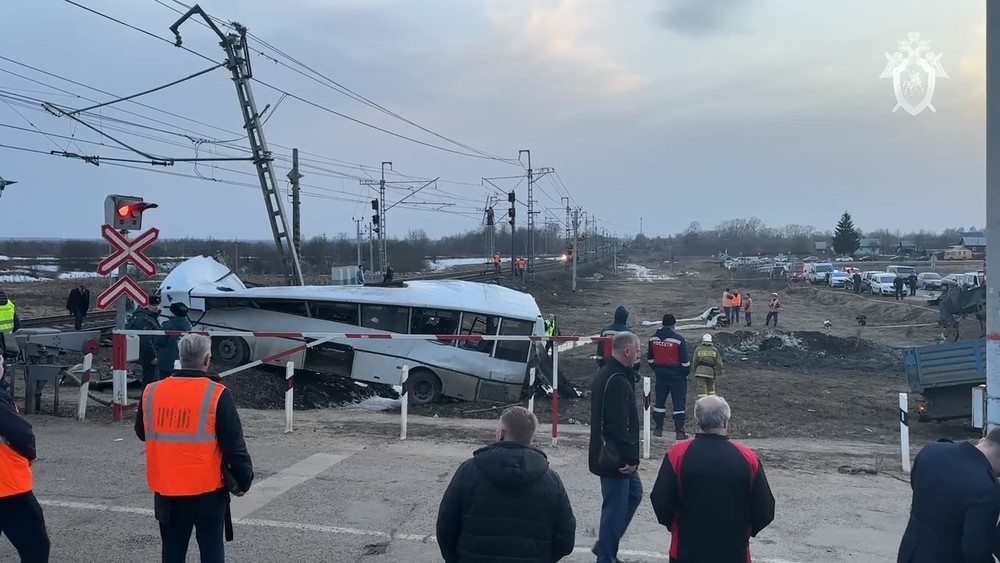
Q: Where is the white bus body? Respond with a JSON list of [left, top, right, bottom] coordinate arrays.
[[159, 257, 544, 404]]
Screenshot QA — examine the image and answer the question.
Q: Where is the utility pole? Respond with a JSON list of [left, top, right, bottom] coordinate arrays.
[[987, 0, 1000, 432], [640, 217, 644, 236], [520, 150, 535, 277], [367, 223, 375, 278], [572, 208, 580, 291], [288, 148, 302, 259], [484, 196, 496, 265], [353, 218, 362, 267], [170, 7, 303, 285], [507, 190, 517, 274], [379, 161, 391, 273]]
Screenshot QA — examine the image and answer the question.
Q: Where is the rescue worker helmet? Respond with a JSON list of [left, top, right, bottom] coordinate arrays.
[[702, 333, 713, 344]]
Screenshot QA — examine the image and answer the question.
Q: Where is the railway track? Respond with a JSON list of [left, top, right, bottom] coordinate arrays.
[[21, 258, 588, 330]]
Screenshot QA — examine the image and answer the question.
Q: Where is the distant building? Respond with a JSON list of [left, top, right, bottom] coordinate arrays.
[[814, 241, 829, 254], [960, 233, 986, 254], [896, 240, 920, 256], [855, 238, 881, 257]]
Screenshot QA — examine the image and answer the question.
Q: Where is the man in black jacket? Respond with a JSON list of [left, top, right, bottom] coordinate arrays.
[[135, 333, 253, 563], [595, 305, 641, 375], [650, 395, 774, 563], [589, 331, 642, 563], [66, 285, 91, 331], [0, 356, 51, 562], [126, 295, 161, 388], [897, 430, 1000, 563], [436, 406, 576, 563]]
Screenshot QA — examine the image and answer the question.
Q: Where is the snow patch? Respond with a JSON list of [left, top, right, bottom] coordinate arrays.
[[58, 271, 102, 280], [0, 274, 49, 283], [0, 255, 9, 261], [622, 263, 674, 282], [356, 397, 401, 411], [426, 257, 486, 271], [32, 264, 60, 272]]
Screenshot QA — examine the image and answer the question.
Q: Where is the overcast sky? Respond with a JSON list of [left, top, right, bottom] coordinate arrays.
[[0, 0, 987, 241]]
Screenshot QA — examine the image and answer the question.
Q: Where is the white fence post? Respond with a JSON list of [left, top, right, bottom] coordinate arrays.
[[643, 376, 651, 460], [527, 367, 536, 413], [551, 347, 559, 447], [899, 392, 911, 473], [77, 353, 93, 422], [400, 365, 409, 441], [284, 361, 294, 433]]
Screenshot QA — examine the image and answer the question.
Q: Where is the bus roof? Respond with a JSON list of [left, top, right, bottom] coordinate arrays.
[[162, 256, 541, 320]]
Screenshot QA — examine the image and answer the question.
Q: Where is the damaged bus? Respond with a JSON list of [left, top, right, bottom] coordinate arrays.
[[158, 256, 544, 404]]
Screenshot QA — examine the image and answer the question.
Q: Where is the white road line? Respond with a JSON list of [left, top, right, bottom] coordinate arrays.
[[39, 498, 801, 562], [231, 452, 350, 520]]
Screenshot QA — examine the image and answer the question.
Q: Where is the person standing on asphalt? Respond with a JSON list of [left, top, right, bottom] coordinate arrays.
[[0, 357, 51, 563], [650, 396, 775, 563], [765, 293, 781, 327], [136, 333, 254, 563], [589, 332, 642, 563], [893, 275, 906, 301], [66, 285, 91, 331], [436, 406, 576, 563], [127, 295, 161, 389], [742, 293, 753, 327], [648, 314, 691, 440], [154, 303, 192, 379], [897, 430, 1000, 563]]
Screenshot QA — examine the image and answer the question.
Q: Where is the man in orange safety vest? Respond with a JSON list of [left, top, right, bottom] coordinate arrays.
[[136, 333, 254, 563]]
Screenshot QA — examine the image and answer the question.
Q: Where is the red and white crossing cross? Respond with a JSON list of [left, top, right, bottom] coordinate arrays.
[[97, 276, 148, 310], [97, 224, 159, 277]]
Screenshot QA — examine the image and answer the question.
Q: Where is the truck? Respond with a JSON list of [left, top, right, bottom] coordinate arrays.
[[903, 338, 985, 421]]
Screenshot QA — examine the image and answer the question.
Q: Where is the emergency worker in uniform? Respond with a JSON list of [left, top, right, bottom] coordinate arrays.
[[127, 295, 161, 388], [135, 333, 254, 563], [0, 356, 51, 562], [543, 314, 557, 356], [647, 314, 691, 439], [692, 334, 724, 398], [595, 306, 641, 375], [0, 289, 20, 334]]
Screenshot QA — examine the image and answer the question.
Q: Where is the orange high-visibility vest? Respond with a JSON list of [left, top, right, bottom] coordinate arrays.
[[142, 377, 226, 496], [732, 294, 742, 308], [0, 442, 32, 497], [722, 292, 733, 307]]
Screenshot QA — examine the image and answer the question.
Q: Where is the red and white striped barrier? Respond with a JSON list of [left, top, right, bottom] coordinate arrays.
[[285, 361, 294, 433], [552, 347, 560, 447], [77, 353, 93, 422], [899, 392, 910, 473], [642, 376, 651, 459], [400, 365, 409, 441], [111, 333, 128, 422], [527, 367, 536, 413]]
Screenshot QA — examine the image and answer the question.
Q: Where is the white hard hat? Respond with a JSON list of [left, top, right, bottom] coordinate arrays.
[[702, 333, 713, 344]]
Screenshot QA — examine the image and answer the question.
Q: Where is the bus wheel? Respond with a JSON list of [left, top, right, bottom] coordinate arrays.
[[213, 337, 249, 367], [407, 369, 441, 405]]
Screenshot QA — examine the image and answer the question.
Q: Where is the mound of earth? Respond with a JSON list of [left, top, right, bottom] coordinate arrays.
[[222, 368, 395, 409], [712, 330, 902, 375]]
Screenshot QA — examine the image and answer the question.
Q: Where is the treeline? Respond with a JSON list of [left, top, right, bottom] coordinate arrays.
[[635, 218, 983, 257], [0, 223, 597, 275]]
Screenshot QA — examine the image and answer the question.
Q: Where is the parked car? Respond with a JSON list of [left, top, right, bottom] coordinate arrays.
[[828, 270, 850, 288], [860, 271, 883, 292], [859, 255, 876, 262], [808, 262, 834, 284], [802, 256, 819, 262], [869, 273, 898, 296], [917, 272, 943, 290], [887, 265, 917, 278], [836, 256, 854, 262]]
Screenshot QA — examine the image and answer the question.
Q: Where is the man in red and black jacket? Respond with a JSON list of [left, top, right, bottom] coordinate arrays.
[[650, 395, 775, 563]]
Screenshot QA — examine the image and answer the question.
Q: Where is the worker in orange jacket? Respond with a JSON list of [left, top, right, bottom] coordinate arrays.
[[731, 292, 742, 325], [135, 333, 254, 563], [0, 356, 51, 562]]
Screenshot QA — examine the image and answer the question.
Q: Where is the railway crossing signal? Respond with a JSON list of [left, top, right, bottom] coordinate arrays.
[[97, 276, 148, 310], [105, 194, 157, 231], [97, 225, 159, 277]]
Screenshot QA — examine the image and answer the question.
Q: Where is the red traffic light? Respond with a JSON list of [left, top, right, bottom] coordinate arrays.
[[117, 201, 158, 217]]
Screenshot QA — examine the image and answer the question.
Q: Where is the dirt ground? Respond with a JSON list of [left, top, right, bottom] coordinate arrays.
[[7, 255, 981, 450]]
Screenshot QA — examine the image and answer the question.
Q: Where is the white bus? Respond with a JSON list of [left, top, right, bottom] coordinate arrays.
[[159, 257, 544, 404]]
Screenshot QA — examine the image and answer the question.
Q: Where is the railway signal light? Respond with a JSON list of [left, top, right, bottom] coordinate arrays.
[[371, 199, 378, 210], [372, 214, 380, 234], [486, 207, 494, 226], [105, 194, 157, 231], [507, 191, 515, 204], [508, 207, 515, 226]]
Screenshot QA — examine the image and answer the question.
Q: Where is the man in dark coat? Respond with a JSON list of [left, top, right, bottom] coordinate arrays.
[[897, 430, 1000, 563], [66, 285, 91, 330], [589, 332, 642, 563], [154, 303, 192, 378], [126, 295, 161, 388], [852, 272, 863, 294], [436, 406, 576, 563], [595, 305, 641, 375], [651, 395, 775, 562]]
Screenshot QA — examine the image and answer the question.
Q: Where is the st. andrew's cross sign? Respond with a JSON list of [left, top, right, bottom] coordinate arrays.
[[96, 224, 159, 310]]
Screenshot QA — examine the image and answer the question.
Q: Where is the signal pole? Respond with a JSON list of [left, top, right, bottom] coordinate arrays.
[[367, 223, 375, 278], [572, 208, 580, 292], [379, 161, 391, 273], [520, 150, 535, 276], [288, 148, 302, 259]]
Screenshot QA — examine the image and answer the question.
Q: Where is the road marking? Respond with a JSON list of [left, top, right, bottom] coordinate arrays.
[[39, 498, 801, 562], [231, 452, 351, 520]]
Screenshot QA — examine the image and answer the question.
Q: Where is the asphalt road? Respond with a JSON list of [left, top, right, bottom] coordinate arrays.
[[1, 407, 913, 563]]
